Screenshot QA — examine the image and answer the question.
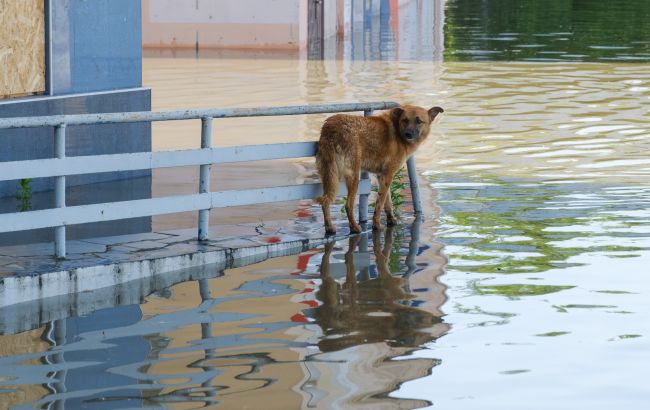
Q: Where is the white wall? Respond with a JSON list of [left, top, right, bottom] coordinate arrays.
[[142, 0, 304, 49], [142, 0, 423, 51], [148, 0, 301, 24]]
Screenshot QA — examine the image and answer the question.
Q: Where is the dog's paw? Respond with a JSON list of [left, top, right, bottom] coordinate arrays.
[[325, 227, 337, 236], [386, 215, 398, 226], [372, 224, 384, 232], [349, 223, 363, 234]]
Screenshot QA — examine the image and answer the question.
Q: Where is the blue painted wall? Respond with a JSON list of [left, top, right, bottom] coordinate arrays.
[[0, 0, 151, 243], [0, 89, 152, 246], [51, 0, 142, 94]]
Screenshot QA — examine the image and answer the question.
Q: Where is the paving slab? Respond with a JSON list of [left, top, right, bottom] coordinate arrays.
[[0, 201, 363, 307]]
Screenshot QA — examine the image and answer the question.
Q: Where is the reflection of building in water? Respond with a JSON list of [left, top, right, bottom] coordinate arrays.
[[0, 328, 49, 409], [37, 308, 152, 409], [139, 256, 311, 409]]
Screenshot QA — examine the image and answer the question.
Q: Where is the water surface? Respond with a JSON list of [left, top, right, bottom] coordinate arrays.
[[0, 225, 449, 409], [2, 0, 650, 408], [445, 0, 650, 62]]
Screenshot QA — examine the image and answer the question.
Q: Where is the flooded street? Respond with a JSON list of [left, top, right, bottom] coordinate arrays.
[[2, 0, 650, 408]]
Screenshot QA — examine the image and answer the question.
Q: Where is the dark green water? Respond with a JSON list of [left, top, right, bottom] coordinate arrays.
[[445, 0, 650, 62]]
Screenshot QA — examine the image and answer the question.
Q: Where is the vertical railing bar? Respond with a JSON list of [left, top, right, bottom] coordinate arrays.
[[54, 124, 66, 258], [198, 116, 212, 241], [359, 109, 373, 224], [406, 155, 423, 219]]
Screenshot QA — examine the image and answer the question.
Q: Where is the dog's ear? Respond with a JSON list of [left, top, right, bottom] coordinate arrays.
[[390, 107, 404, 131], [390, 107, 404, 121], [428, 106, 444, 121]]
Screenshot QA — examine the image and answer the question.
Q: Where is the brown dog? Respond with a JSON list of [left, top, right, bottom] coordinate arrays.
[[315, 104, 444, 234]]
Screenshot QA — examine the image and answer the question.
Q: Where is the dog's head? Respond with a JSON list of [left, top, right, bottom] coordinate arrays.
[[391, 105, 444, 143]]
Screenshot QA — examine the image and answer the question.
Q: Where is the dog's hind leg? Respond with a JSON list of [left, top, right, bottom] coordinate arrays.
[[344, 172, 362, 233], [315, 156, 339, 235]]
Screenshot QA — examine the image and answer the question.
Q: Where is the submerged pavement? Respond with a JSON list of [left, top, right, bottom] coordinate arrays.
[[0, 153, 425, 335], [0, 203, 350, 307], [0, 158, 320, 306], [0, 194, 421, 334]]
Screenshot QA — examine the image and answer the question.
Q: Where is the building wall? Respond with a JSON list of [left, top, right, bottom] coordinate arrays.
[[50, 0, 142, 94], [0, 0, 152, 243], [142, 0, 308, 50], [0, 0, 150, 198], [0, 0, 45, 98], [0, 89, 152, 246], [0, 327, 50, 409], [141, 0, 425, 52]]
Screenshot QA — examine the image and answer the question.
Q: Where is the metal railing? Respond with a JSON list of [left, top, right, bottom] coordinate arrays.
[[0, 102, 423, 258]]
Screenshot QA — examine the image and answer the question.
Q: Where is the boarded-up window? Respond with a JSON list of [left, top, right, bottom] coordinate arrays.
[[0, 0, 46, 98]]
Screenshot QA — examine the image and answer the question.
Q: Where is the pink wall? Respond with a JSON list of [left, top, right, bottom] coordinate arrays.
[[142, 0, 308, 50]]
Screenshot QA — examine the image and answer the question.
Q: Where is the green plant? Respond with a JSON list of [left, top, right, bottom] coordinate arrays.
[[16, 178, 33, 212], [340, 167, 408, 216], [382, 167, 407, 216], [388, 227, 405, 272]]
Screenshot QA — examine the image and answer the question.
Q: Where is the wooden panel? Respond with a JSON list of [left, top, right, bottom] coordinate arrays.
[[0, 0, 45, 98]]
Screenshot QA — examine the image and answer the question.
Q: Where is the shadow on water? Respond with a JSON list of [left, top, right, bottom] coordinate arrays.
[[0, 220, 449, 409]]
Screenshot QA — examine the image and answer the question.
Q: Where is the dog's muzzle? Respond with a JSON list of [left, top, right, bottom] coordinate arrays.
[[405, 130, 417, 140]]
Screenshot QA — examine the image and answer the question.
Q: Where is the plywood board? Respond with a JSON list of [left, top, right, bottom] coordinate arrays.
[[0, 0, 46, 98]]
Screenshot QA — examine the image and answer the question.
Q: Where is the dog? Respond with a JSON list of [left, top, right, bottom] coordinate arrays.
[[315, 104, 444, 234]]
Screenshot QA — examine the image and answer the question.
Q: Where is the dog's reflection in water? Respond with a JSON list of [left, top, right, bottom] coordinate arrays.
[[310, 227, 444, 353]]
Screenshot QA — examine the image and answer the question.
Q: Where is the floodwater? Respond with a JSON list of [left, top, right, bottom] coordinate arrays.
[[3, 0, 650, 408]]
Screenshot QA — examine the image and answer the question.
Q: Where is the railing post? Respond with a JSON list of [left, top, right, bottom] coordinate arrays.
[[359, 109, 373, 223], [54, 124, 66, 258], [198, 117, 212, 241], [406, 155, 423, 219]]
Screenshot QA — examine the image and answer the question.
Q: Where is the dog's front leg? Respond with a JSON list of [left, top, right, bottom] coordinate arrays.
[[372, 175, 393, 230], [378, 174, 398, 226], [384, 189, 398, 226]]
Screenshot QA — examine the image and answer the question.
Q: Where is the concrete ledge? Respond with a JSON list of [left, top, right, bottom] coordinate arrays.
[[0, 232, 342, 311], [0, 247, 225, 307], [0, 261, 226, 335], [0, 231, 352, 335]]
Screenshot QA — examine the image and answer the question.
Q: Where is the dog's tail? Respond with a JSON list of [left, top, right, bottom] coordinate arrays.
[[315, 151, 339, 205]]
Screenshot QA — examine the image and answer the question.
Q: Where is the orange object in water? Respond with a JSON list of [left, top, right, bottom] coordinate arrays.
[[295, 209, 312, 217], [290, 313, 308, 322]]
